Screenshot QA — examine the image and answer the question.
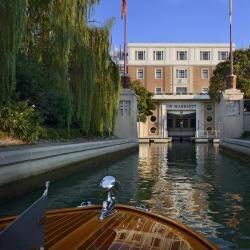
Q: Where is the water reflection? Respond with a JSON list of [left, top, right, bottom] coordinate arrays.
[[136, 143, 250, 249], [1, 143, 250, 249]]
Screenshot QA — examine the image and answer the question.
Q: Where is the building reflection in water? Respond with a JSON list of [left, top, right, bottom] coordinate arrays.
[[137, 143, 220, 239]]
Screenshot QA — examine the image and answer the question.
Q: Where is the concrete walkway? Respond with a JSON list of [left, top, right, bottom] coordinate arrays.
[[220, 138, 250, 157], [0, 138, 138, 202]]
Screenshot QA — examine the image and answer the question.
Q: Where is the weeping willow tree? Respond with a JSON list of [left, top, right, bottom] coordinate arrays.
[[8, 0, 121, 136], [0, 0, 27, 105], [86, 24, 121, 136], [69, 14, 121, 135]]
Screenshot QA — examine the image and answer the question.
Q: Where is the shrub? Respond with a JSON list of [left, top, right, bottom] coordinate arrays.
[[241, 131, 250, 139], [0, 101, 44, 142], [44, 128, 83, 140]]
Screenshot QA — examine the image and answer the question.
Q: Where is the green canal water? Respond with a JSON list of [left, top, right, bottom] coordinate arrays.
[[1, 143, 250, 249]]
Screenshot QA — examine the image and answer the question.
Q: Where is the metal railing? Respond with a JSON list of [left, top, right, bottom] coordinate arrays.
[[154, 92, 209, 96], [195, 130, 220, 139]]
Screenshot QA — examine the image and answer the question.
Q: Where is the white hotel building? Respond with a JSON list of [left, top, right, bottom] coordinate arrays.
[[125, 43, 235, 141]]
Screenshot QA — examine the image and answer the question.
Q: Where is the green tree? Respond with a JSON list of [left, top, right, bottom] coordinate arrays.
[[1, 0, 121, 139], [209, 48, 250, 101], [15, 53, 70, 127], [0, 0, 27, 105], [130, 80, 157, 122]]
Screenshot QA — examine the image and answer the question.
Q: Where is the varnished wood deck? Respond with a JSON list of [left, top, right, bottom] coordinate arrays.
[[0, 205, 218, 250]]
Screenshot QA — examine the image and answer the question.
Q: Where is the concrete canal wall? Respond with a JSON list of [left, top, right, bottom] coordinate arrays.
[[0, 139, 138, 203], [220, 139, 250, 157]]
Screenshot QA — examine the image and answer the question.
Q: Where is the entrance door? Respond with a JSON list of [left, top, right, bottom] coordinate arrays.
[[167, 110, 196, 138]]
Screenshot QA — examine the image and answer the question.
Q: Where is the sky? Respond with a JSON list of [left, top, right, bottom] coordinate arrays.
[[91, 0, 250, 49]]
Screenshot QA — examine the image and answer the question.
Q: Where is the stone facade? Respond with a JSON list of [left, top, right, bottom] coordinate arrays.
[[126, 43, 235, 139]]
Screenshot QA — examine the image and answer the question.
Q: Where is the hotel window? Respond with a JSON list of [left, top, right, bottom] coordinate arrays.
[[155, 68, 163, 79], [136, 68, 144, 79], [201, 87, 209, 94], [200, 51, 210, 60], [176, 69, 187, 79], [176, 87, 187, 95], [201, 69, 209, 79], [135, 50, 145, 60], [155, 87, 162, 95], [218, 51, 229, 60], [177, 51, 187, 60], [153, 50, 164, 60]]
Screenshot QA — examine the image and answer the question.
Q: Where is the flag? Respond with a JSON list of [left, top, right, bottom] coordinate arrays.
[[122, 0, 126, 19]]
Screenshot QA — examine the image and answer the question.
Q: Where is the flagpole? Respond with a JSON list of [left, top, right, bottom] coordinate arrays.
[[123, 7, 127, 75], [229, 0, 233, 76]]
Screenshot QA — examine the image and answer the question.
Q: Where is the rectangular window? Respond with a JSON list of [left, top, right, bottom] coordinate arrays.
[[176, 87, 187, 95], [201, 87, 209, 94], [201, 69, 209, 79], [176, 69, 187, 79], [136, 68, 144, 79], [153, 50, 164, 60], [218, 51, 229, 60], [155, 87, 162, 95], [155, 68, 162, 79], [200, 51, 210, 60], [177, 51, 187, 60], [135, 50, 145, 60]]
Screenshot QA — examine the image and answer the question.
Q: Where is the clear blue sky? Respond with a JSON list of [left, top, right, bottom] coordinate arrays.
[[92, 0, 250, 49]]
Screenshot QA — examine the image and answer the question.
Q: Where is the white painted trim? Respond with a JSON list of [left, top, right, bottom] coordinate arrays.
[[128, 43, 236, 48]]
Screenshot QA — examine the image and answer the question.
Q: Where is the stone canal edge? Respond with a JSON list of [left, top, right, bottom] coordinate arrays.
[[0, 139, 139, 203]]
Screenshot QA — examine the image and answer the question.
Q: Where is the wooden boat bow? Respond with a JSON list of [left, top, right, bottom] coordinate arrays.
[[0, 204, 218, 250]]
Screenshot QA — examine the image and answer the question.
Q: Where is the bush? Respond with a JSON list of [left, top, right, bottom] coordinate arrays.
[[241, 131, 250, 139], [0, 131, 5, 139], [0, 101, 44, 142], [44, 128, 83, 140]]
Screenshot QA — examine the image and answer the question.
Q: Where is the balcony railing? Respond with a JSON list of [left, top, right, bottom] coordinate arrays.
[[195, 130, 220, 139]]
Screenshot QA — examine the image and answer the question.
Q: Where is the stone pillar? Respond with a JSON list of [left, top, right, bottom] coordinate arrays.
[[114, 89, 138, 139], [162, 104, 168, 138], [219, 89, 244, 139]]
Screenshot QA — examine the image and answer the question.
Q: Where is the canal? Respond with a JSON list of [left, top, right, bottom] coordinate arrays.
[[1, 143, 250, 249]]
